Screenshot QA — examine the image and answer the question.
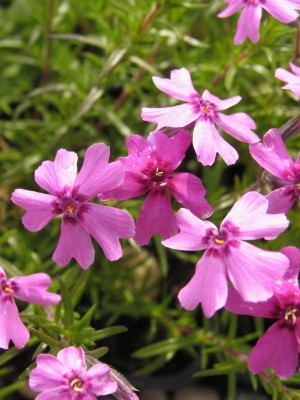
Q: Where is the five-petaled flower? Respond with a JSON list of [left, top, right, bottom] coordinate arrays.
[[100, 129, 212, 245], [250, 128, 300, 214], [218, 0, 299, 45], [275, 63, 300, 98], [162, 192, 289, 317], [29, 346, 118, 399], [226, 246, 300, 379], [0, 267, 60, 349], [11, 143, 135, 269], [141, 68, 259, 166]]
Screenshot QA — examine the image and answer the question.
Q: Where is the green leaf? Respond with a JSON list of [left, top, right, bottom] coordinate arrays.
[[89, 326, 128, 341], [59, 278, 74, 329]]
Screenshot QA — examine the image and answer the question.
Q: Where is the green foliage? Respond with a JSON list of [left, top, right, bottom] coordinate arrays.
[[1, 0, 300, 399]]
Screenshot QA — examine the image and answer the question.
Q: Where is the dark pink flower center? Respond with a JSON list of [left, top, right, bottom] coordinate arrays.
[[70, 377, 84, 393], [202, 221, 240, 256], [190, 96, 217, 119], [52, 185, 89, 224], [141, 159, 172, 192], [244, 0, 264, 5], [0, 277, 17, 303]]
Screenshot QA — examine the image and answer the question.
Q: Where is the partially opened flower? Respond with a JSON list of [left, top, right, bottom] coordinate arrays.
[[100, 129, 212, 245], [141, 68, 258, 166], [0, 267, 60, 350], [218, 0, 299, 45], [250, 128, 300, 214], [29, 346, 118, 399], [12, 144, 135, 269], [275, 63, 300, 98], [226, 246, 300, 379], [162, 192, 289, 317]]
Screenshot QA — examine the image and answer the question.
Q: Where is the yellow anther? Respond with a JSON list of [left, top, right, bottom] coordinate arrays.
[[214, 238, 224, 245], [202, 105, 209, 113], [155, 168, 164, 177], [66, 203, 76, 215], [4, 287, 13, 293], [71, 378, 83, 392]]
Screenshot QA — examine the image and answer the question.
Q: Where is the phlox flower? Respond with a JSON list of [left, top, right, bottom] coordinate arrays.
[[226, 246, 300, 379], [99, 129, 212, 245], [29, 346, 118, 400], [218, 0, 299, 45], [11, 144, 135, 269], [0, 267, 60, 349], [275, 63, 300, 98], [162, 191, 289, 317], [250, 128, 300, 214], [141, 68, 258, 166]]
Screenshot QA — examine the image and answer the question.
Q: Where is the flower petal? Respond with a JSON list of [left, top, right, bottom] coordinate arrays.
[[0, 297, 29, 349], [266, 187, 295, 214], [82, 203, 135, 260], [234, 5, 262, 45], [218, 0, 244, 18], [135, 191, 178, 246], [57, 346, 86, 375], [263, 0, 299, 23], [226, 241, 289, 302], [152, 68, 199, 102], [11, 189, 56, 232], [162, 208, 216, 251], [275, 67, 300, 84], [75, 143, 124, 199], [10, 273, 61, 305], [168, 172, 212, 219], [193, 118, 238, 166], [202, 90, 241, 111], [248, 321, 298, 379], [281, 246, 300, 282], [222, 191, 289, 240], [142, 103, 197, 130], [216, 112, 259, 143], [35, 149, 78, 195], [147, 129, 191, 169], [85, 364, 118, 396], [53, 219, 95, 269], [249, 128, 294, 180], [29, 354, 66, 391], [178, 250, 228, 317]]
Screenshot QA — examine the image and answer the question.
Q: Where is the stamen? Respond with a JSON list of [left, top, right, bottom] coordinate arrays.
[[159, 182, 167, 186], [155, 168, 164, 177], [66, 203, 76, 215], [285, 309, 297, 325], [4, 287, 13, 293], [202, 105, 209, 113], [214, 238, 224, 245], [71, 378, 83, 392]]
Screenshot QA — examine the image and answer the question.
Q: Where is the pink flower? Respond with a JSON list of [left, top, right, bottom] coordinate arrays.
[[100, 129, 212, 245], [0, 267, 60, 349], [11, 144, 135, 269], [250, 128, 300, 214], [141, 68, 258, 166], [218, 0, 299, 45], [275, 63, 300, 98], [29, 346, 118, 399], [162, 191, 289, 317], [226, 247, 300, 379]]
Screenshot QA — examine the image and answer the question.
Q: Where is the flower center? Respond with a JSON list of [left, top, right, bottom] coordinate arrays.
[[52, 186, 89, 223], [244, 0, 263, 5], [284, 307, 298, 325], [71, 378, 83, 392], [214, 237, 225, 245]]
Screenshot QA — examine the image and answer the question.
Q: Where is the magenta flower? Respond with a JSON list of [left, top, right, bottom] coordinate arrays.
[[29, 346, 118, 399], [141, 68, 258, 166], [11, 144, 135, 269], [0, 268, 60, 350], [275, 63, 300, 98], [250, 128, 300, 214], [162, 191, 289, 317], [100, 129, 212, 245], [218, 0, 299, 45], [226, 246, 300, 379]]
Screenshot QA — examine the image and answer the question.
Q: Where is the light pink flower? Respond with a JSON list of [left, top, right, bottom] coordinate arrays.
[[29, 346, 118, 400], [162, 192, 289, 317], [226, 247, 300, 379], [218, 0, 299, 45], [100, 130, 212, 245], [141, 68, 258, 166], [0, 267, 60, 349], [250, 128, 300, 214], [11, 144, 135, 269], [275, 63, 300, 98]]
